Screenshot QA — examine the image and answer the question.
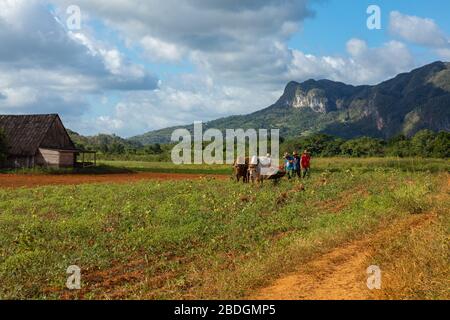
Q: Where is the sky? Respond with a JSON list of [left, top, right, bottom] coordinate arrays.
[[0, 0, 449, 137]]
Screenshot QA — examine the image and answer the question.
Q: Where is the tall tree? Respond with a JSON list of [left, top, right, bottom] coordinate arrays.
[[411, 130, 436, 157], [430, 132, 450, 158]]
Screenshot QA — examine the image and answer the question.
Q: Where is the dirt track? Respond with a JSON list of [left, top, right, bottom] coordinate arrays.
[[0, 172, 228, 189], [250, 213, 436, 300]]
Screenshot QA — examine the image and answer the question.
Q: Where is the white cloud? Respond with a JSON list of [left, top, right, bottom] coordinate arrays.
[[50, 2, 425, 136], [46, 0, 317, 135], [0, 0, 158, 119], [51, 2, 420, 88], [96, 116, 125, 131], [140, 36, 184, 63], [389, 11, 449, 48], [346, 38, 368, 56], [88, 35, 418, 137], [436, 48, 450, 60], [87, 73, 283, 136], [51, 0, 312, 86], [2, 2, 440, 136], [345, 39, 415, 84], [0, 87, 39, 107], [287, 39, 414, 85]]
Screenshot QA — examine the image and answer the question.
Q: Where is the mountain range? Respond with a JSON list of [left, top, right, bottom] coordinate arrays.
[[88, 61, 450, 146]]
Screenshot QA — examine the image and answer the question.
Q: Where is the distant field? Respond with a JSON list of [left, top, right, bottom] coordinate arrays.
[[100, 157, 450, 175], [0, 160, 448, 299], [1, 157, 448, 176], [99, 160, 231, 175]]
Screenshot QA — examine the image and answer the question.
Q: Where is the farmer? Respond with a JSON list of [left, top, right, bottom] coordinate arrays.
[[293, 151, 301, 179], [301, 150, 311, 179], [284, 152, 295, 179]]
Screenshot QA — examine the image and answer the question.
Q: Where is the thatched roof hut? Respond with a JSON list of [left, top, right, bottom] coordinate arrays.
[[0, 114, 80, 168]]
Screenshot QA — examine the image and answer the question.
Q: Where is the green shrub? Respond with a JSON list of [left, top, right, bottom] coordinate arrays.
[[392, 182, 432, 214]]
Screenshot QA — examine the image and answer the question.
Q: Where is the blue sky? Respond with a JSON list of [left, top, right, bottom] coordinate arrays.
[[294, 0, 450, 60], [0, 0, 449, 137]]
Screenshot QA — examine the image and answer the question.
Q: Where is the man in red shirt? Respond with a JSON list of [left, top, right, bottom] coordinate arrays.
[[301, 150, 311, 179]]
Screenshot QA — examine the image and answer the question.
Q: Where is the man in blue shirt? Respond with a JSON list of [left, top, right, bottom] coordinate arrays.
[[284, 152, 294, 179]]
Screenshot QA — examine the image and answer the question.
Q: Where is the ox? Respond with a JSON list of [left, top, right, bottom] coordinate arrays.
[[248, 156, 285, 184], [233, 156, 249, 183]]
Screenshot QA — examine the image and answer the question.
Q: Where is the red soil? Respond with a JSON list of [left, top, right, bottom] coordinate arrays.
[[0, 172, 228, 189]]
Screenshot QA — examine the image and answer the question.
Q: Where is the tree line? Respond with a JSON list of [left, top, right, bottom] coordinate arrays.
[[281, 130, 449, 158], [1, 129, 448, 164], [86, 129, 449, 159]]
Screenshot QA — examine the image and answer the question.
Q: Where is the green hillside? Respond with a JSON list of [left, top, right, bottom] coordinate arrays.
[[130, 61, 450, 145]]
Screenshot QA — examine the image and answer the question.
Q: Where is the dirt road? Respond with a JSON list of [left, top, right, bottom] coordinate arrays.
[[250, 213, 436, 300], [0, 172, 228, 189]]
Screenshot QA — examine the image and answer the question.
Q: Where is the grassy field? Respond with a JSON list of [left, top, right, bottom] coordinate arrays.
[[99, 160, 231, 175], [0, 158, 448, 299], [2, 157, 448, 176], [100, 157, 450, 174]]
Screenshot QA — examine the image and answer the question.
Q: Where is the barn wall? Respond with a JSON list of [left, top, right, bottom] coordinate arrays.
[[38, 148, 75, 168], [59, 152, 75, 167], [4, 156, 35, 168], [35, 152, 46, 167], [38, 149, 59, 167], [40, 117, 75, 150]]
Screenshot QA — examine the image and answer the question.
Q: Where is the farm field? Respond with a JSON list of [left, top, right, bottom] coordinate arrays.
[[0, 158, 448, 300], [99, 160, 232, 175], [99, 157, 450, 174], [0, 172, 228, 189], [1, 157, 448, 189]]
